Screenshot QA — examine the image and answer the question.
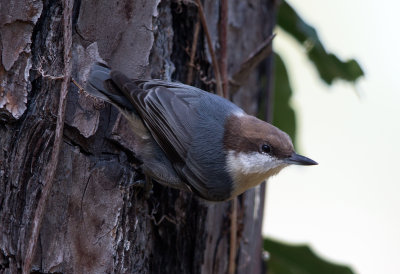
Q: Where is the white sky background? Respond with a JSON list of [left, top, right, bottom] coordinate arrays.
[[262, 1, 400, 274]]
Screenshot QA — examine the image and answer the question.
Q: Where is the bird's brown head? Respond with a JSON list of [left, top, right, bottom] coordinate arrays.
[[224, 113, 317, 197]]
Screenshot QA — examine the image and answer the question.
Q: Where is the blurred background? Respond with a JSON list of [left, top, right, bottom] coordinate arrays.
[[262, 0, 400, 274]]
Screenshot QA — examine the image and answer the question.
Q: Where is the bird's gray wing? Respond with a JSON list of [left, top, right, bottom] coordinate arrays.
[[110, 71, 212, 196]]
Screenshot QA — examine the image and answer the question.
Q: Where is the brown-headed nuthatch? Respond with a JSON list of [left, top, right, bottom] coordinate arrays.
[[86, 63, 317, 201]]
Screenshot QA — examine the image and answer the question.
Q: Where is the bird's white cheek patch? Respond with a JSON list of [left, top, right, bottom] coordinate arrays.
[[226, 151, 285, 197], [226, 150, 281, 175]]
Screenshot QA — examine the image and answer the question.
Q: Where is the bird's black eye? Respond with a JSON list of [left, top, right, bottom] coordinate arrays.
[[261, 144, 271, 154]]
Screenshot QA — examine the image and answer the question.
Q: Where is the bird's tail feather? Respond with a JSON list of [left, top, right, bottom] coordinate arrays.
[[86, 63, 134, 111], [86, 63, 150, 139]]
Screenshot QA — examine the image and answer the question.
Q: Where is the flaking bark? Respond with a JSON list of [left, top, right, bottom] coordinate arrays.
[[0, 0, 275, 273]]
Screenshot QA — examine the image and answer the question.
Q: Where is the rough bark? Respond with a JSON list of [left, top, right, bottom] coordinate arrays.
[[0, 0, 275, 273]]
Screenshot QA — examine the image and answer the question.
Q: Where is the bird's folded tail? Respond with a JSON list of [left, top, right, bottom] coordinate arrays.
[[86, 63, 135, 111]]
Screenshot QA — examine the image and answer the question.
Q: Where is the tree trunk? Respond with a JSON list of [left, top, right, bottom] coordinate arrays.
[[0, 0, 276, 273]]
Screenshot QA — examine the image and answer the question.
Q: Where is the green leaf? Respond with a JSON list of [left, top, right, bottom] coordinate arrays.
[[277, 1, 364, 84], [264, 238, 355, 274], [273, 53, 297, 148]]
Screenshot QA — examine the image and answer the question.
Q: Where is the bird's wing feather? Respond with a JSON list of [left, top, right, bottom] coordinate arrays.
[[110, 71, 212, 195]]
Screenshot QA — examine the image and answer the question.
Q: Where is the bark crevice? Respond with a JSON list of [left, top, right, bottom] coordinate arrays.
[[0, 1, 275, 273]]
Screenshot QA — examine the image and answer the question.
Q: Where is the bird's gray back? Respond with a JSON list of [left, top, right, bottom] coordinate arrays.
[[135, 80, 243, 200]]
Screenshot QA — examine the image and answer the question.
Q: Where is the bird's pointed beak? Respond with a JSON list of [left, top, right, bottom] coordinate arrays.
[[284, 152, 318, 166]]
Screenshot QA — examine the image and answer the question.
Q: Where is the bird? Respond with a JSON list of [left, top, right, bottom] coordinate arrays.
[[85, 63, 317, 202]]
